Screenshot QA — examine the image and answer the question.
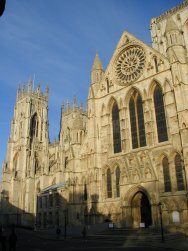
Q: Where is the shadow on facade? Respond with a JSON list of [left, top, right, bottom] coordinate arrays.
[[36, 189, 114, 235], [0, 189, 34, 228], [2, 182, 180, 235]]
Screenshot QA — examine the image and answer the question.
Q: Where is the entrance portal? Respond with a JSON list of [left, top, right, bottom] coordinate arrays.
[[131, 191, 152, 228]]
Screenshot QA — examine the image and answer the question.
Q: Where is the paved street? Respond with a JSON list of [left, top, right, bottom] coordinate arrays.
[[1, 228, 186, 251]]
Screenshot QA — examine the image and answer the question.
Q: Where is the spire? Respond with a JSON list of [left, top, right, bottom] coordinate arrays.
[[165, 17, 179, 33], [66, 100, 70, 112], [45, 84, 49, 98], [28, 78, 32, 93], [22, 84, 26, 95], [61, 101, 64, 113], [91, 51, 104, 86], [91, 51, 103, 71], [73, 96, 77, 110], [36, 83, 41, 95], [16, 84, 21, 100], [80, 101, 83, 112]]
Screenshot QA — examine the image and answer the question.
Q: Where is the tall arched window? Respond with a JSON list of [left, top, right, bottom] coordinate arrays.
[[84, 183, 88, 201], [154, 85, 168, 142], [162, 157, 171, 192], [175, 153, 185, 191], [129, 92, 146, 149], [106, 79, 109, 93], [107, 168, 112, 198], [13, 154, 18, 171], [112, 103, 121, 153], [115, 166, 120, 197], [30, 113, 38, 138], [13, 153, 19, 178]]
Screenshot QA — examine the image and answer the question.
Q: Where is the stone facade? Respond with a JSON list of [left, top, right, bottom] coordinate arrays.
[[1, 1, 188, 232]]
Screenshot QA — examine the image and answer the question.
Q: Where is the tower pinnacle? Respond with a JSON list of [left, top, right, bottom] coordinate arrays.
[[91, 51, 103, 71]]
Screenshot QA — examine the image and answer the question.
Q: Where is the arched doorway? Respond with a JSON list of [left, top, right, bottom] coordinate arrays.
[[131, 191, 152, 228]]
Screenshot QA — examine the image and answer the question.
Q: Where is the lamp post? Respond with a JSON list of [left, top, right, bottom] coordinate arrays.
[[158, 202, 164, 242], [64, 208, 68, 240]]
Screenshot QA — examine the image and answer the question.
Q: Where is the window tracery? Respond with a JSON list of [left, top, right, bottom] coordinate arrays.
[[129, 91, 146, 149], [162, 157, 171, 192], [153, 85, 168, 142], [112, 103, 122, 153]]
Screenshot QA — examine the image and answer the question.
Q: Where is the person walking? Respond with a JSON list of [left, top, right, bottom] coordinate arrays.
[[1, 225, 7, 251], [82, 225, 86, 239], [8, 229, 17, 251], [56, 227, 61, 240]]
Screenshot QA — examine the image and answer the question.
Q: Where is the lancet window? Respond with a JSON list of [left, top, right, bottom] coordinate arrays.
[[154, 85, 168, 142], [112, 103, 122, 153], [162, 157, 171, 192], [175, 153, 185, 191], [129, 91, 146, 149], [115, 166, 120, 197], [107, 168, 112, 198], [30, 113, 39, 138]]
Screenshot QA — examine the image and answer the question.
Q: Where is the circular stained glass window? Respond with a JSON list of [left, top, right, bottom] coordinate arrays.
[[115, 46, 146, 84]]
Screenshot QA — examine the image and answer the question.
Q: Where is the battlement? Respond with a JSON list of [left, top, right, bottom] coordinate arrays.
[[151, 0, 188, 24], [16, 79, 49, 102], [61, 96, 85, 116]]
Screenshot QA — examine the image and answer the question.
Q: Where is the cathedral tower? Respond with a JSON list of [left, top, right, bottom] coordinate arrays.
[[1, 79, 49, 226]]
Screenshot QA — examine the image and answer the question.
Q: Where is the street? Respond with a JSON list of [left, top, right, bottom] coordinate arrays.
[[2, 228, 182, 251]]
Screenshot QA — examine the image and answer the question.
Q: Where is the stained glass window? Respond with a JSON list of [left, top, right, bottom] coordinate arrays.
[[112, 103, 122, 153], [162, 157, 171, 192], [129, 92, 146, 149], [175, 153, 185, 191], [116, 167, 120, 197], [30, 113, 38, 138], [154, 85, 168, 142], [107, 168, 112, 198]]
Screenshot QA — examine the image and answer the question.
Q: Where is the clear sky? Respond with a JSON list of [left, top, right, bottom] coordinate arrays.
[[0, 0, 183, 173]]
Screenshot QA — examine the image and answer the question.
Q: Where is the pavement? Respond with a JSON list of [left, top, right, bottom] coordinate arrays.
[[33, 229, 188, 251]]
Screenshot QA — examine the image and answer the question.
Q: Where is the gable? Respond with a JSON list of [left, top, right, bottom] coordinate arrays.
[[104, 31, 170, 88]]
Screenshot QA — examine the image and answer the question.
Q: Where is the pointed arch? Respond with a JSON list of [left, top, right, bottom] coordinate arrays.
[[13, 152, 19, 171], [107, 168, 112, 198], [162, 156, 171, 192], [101, 103, 106, 116], [36, 181, 41, 193], [112, 102, 122, 153], [174, 153, 185, 191], [115, 166, 120, 197], [34, 152, 41, 175], [52, 177, 56, 185], [84, 183, 88, 201], [107, 96, 119, 112], [164, 78, 173, 92], [153, 84, 168, 142], [129, 90, 146, 149], [106, 78, 110, 93], [30, 113, 39, 139]]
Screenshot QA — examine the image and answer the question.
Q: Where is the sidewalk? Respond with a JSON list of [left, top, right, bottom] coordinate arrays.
[[124, 236, 188, 251], [34, 228, 188, 251]]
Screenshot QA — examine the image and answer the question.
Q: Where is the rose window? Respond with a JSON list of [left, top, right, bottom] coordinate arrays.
[[115, 46, 146, 84]]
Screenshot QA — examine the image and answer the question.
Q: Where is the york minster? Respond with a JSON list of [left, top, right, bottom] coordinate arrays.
[[1, 0, 188, 235]]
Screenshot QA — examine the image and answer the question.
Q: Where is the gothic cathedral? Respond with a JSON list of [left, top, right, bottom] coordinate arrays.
[[1, 1, 188, 233]]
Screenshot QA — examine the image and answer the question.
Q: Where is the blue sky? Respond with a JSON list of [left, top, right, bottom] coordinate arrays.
[[0, 0, 183, 172]]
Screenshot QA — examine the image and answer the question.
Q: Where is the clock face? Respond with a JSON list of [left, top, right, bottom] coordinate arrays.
[[115, 45, 146, 85]]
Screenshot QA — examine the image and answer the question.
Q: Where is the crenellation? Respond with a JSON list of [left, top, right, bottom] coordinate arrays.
[[153, 0, 188, 23], [16, 81, 48, 103]]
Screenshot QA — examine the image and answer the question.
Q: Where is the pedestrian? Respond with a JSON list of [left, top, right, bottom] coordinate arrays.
[[56, 227, 61, 240], [1, 225, 7, 251], [82, 225, 86, 239], [8, 229, 17, 251]]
